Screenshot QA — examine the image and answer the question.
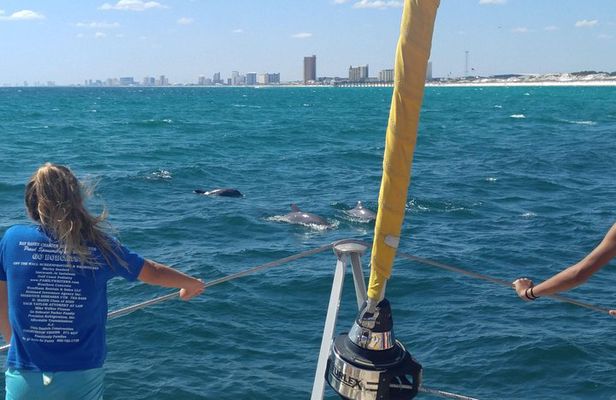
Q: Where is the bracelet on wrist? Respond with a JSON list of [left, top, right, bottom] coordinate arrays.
[[529, 286, 539, 300], [525, 287, 537, 301]]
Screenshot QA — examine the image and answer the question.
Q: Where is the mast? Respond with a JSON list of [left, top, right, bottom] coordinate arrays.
[[367, 0, 440, 305]]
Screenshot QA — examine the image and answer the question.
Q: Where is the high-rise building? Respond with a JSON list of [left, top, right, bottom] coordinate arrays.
[[304, 55, 316, 83], [157, 75, 168, 86], [245, 73, 257, 85], [349, 65, 369, 82], [213, 72, 221, 84], [198, 75, 206, 85], [119, 77, 135, 86], [231, 71, 240, 85], [426, 61, 433, 81], [379, 69, 394, 83], [267, 73, 280, 84]]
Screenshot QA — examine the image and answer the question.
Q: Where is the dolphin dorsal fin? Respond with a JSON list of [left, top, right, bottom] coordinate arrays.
[[291, 204, 300, 212]]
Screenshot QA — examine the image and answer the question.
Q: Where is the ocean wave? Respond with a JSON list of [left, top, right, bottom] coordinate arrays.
[[510, 114, 526, 118], [563, 119, 596, 125], [266, 215, 337, 231], [145, 169, 173, 180]]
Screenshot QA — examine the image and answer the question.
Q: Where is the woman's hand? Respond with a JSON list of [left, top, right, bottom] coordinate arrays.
[[512, 278, 534, 301], [179, 278, 205, 301]]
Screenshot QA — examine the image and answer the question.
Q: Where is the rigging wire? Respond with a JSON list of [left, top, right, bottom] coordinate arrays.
[[0, 241, 610, 399], [395, 251, 612, 315]]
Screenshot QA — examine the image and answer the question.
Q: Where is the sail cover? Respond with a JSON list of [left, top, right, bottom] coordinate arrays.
[[367, 0, 440, 300]]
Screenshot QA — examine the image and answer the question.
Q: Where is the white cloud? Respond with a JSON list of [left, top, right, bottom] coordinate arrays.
[[99, 0, 167, 11], [575, 19, 598, 28], [232, 28, 244, 34], [292, 32, 313, 39], [512, 27, 529, 33], [0, 9, 45, 21], [177, 17, 193, 25], [479, 0, 506, 4], [76, 21, 120, 29], [352, 0, 403, 9], [95, 32, 107, 38], [334, 0, 351, 3], [544, 25, 558, 31]]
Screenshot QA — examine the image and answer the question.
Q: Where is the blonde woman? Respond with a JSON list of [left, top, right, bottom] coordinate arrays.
[[0, 163, 205, 399]]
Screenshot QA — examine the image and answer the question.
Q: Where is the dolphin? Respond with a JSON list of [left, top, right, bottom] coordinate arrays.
[[283, 204, 330, 227], [346, 201, 376, 222], [194, 188, 243, 198]]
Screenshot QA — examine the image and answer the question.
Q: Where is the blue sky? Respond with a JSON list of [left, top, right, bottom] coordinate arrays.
[[0, 0, 615, 84]]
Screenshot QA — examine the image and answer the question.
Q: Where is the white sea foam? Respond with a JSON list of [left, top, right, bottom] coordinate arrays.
[[521, 212, 536, 218], [510, 114, 526, 119], [266, 215, 335, 231], [485, 177, 497, 182], [566, 120, 596, 125], [493, 105, 502, 109], [147, 169, 172, 180]]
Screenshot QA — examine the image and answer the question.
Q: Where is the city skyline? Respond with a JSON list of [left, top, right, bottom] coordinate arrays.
[[1, 0, 615, 85]]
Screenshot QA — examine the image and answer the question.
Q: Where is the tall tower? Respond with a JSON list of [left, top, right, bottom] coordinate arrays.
[[304, 55, 316, 83], [465, 51, 469, 77]]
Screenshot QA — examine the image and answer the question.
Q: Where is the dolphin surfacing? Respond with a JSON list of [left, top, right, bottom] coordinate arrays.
[[345, 201, 376, 222], [283, 204, 330, 227], [194, 188, 243, 198]]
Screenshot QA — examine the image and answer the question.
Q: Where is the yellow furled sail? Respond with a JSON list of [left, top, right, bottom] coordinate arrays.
[[367, 0, 440, 301]]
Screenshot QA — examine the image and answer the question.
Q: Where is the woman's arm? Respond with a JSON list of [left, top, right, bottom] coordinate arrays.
[[514, 223, 616, 299], [0, 281, 11, 343], [138, 259, 205, 300]]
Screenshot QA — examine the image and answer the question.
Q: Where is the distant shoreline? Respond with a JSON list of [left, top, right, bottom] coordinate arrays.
[[426, 80, 616, 87], [3, 80, 616, 89]]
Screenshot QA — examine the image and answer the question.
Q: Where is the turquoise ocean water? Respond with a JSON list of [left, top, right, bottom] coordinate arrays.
[[0, 86, 615, 399]]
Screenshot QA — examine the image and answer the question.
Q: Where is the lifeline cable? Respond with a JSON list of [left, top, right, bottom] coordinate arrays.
[[391, 384, 479, 400], [395, 251, 612, 315], [0, 241, 608, 400]]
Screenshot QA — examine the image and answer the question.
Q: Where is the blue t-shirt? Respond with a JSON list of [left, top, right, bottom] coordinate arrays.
[[0, 224, 145, 372]]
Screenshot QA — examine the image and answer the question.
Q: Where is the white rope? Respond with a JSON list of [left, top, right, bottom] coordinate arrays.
[[419, 386, 479, 400], [0, 243, 334, 353], [390, 384, 479, 400], [395, 251, 612, 315], [1, 239, 606, 400]]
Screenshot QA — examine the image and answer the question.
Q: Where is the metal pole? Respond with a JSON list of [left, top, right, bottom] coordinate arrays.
[[311, 240, 368, 400]]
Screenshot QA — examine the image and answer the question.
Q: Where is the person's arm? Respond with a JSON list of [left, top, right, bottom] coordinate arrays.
[[514, 223, 616, 300], [138, 259, 205, 300], [0, 281, 11, 343]]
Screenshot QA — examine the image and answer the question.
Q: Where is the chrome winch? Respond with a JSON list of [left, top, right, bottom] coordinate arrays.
[[325, 298, 422, 400]]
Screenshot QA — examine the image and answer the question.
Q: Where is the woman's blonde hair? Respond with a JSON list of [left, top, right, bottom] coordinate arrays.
[[25, 163, 119, 266]]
